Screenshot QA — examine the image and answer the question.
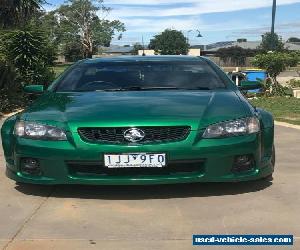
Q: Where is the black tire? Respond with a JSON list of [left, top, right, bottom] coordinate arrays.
[[262, 145, 275, 180], [15, 182, 34, 187], [262, 174, 273, 181], [271, 145, 276, 168]]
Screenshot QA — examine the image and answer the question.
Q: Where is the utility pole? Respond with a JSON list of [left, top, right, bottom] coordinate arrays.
[[142, 36, 146, 56], [271, 0, 277, 50]]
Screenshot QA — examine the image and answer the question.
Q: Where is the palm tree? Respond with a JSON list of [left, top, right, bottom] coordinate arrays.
[[0, 0, 45, 29]]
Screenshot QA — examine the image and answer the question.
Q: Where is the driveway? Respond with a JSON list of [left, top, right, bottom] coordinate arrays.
[[0, 118, 299, 250]]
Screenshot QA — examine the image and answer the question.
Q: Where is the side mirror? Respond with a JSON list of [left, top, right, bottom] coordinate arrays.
[[24, 85, 44, 94], [239, 81, 262, 90]]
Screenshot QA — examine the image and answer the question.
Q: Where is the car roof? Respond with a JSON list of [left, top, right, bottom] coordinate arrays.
[[83, 55, 205, 64]]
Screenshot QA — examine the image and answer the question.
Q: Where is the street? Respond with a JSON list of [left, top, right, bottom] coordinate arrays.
[[0, 118, 299, 250]]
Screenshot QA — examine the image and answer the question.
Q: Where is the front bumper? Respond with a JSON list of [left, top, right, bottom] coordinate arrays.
[[4, 130, 274, 185]]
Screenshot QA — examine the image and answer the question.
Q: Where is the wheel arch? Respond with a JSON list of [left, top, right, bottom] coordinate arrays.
[[256, 108, 275, 160], [1, 115, 18, 160]]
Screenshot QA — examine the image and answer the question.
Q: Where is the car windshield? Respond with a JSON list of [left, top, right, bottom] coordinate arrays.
[[55, 60, 227, 92]]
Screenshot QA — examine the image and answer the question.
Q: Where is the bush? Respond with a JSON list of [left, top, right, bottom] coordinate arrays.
[[252, 52, 299, 82], [252, 52, 300, 96], [287, 79, 300, 88], [0, 28, 56, 86], [0, 60, 16, 89], [216, 46, 258, 67], [0, 27, 56, 114], [0, 60, 31, 115], [0, 86, 30, 114]]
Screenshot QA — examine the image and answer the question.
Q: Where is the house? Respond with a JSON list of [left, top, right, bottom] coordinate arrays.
[[137, 48, 201, 56], [94, 45, 134, 57], [202, 39, 300, 52]]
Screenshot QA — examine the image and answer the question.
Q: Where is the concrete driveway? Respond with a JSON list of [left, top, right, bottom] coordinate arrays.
[[0, 118, 299, 250]]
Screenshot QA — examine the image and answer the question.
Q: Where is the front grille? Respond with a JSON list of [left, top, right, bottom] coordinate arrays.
[[78, 126, 191, 144], [67, 159, 205, 177]]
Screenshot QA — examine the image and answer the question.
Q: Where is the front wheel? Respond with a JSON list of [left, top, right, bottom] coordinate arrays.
[[262, 145, 275, 181]]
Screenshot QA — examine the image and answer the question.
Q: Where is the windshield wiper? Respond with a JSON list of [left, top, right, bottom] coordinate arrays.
[[81, 86, 214, 92], [94, 86, 214, 92], [137, 86, 181, 90], [96, 86, 181, 92], [183, 87, 212, 90]]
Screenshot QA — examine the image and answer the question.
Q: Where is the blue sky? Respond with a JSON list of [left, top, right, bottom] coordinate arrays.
[[45, 0, 300, 45]]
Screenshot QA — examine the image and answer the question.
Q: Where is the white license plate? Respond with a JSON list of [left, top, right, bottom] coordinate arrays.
[[104, 153, 166, 168]]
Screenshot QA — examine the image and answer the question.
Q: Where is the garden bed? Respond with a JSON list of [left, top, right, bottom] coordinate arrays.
[[0, 88, 29, 118]]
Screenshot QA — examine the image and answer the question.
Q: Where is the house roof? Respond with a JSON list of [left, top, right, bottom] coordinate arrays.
[[101, 45, 134, 54], [285, 42, 300, 50], [204, 41, 300, 51], [84, 55, 206, 64]]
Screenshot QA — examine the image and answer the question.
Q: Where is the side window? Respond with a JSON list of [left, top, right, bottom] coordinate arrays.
[[58, 67, 84, 91]]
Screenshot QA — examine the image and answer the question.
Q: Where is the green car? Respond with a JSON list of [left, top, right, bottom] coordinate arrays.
[[1, 56, 275, 185]]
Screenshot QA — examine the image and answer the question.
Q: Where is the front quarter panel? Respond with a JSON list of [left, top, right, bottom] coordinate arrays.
[[235, 91, 274, 159]]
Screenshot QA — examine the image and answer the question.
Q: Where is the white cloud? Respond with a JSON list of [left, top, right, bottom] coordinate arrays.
[[45, 0, 300, 44], [107, 0, 299, 5], [46, 0, 300, 18], [122, 16, 204, 32], [106, 0, 300, 17], [105, 0, 300, 33]]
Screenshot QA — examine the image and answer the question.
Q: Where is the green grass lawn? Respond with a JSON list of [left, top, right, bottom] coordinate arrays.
[[250, 97, 300, 125], [52, 63, 73, 77]]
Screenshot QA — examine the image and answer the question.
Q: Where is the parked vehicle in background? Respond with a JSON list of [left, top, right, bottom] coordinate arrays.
[[228, 68, 268, 94], [243, 69, 268, 93]]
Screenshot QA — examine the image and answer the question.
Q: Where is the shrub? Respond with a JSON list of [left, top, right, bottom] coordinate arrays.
[[216, 46, 258, 67], [0, 87, 30, 114], [0, 28, 56, 86], [252, 52, 299, 83], [0, 59, 16, 89], [0, 27, 56, 114], [252, 52, 300, 96], [287, 79, 300, 88]]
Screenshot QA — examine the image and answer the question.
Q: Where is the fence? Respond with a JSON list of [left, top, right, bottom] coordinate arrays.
[[208, 57, 254, 68]]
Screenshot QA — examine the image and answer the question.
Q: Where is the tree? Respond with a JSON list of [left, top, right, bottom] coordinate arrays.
[[258, 32, 285, 52], [0, 28, 56, 85], [131, 43, 144, 55], [0, 0, 57, 114], [47, 0, 125, 58], [252, 52, 299, 94], [0, 0, 56, 86], [287, 37, 300, 43], [216, 46, 258, 66], [0, 0, 45, 29], [149, 29, 189, 55], [64, 41, 83, 62]]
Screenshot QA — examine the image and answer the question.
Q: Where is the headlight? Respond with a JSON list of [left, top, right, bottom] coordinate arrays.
[[202, 117, 260, 139], [14, 121, 67, 140]]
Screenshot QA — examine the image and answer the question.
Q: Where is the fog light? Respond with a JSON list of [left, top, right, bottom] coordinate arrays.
[[20, 158, 41, 175], [236, 155, 250, 164], [232, 155, 254, 173]]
